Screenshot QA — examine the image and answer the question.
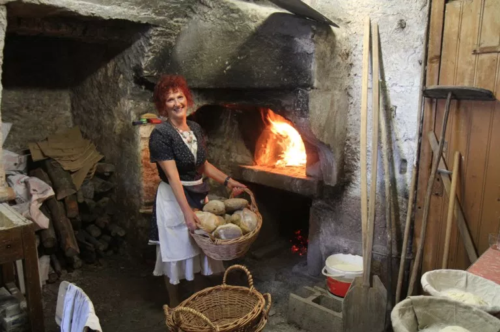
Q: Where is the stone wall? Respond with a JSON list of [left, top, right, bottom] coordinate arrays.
[[0, 0, 429, 268], [301, 0, 429, 278], [1, 35, 74, 152], [170, 0, 428, 277], [70, 35, 154, 250]]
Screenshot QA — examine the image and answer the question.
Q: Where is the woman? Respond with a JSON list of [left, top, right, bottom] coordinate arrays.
[[148, 75, 246, 306]]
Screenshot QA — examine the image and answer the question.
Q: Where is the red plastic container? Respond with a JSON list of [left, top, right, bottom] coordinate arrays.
[[326, 276, 353, 298]]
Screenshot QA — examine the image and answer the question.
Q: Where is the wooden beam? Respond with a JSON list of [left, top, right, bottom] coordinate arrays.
[[472, 45, 500, 54], [428, 132, 478, 263]]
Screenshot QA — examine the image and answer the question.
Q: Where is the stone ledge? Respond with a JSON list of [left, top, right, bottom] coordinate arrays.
[[236, 165, 320, 197]]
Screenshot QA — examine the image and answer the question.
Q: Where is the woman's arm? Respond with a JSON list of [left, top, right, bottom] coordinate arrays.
[[202, 161, 246, 195], [157, 160, 199, 231]]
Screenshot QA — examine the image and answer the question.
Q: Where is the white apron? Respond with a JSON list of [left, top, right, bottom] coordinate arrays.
[[152, 181, 225, 284]]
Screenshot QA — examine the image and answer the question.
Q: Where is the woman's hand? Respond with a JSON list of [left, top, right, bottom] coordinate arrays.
[[184, 210, 200, 232], [227, 178, 247, 197]]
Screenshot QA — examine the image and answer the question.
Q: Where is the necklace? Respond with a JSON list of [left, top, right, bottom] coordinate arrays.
[[169, 120, 196, 144]]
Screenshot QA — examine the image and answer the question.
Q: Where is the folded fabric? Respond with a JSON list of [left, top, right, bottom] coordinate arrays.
[[61, 283, 102, 332], [6, 174, 54, 229], [28, 127, 103, 189], [27, 177, 55, 229]]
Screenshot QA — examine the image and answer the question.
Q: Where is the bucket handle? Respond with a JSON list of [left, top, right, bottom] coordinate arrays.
[[164, 305, 219, 332], [223, 264, 254, 290], [322, 267, 344, 278]]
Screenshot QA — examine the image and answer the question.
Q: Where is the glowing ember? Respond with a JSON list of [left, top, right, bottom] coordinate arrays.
[[290, 229, 308, 256], [255, 109, 307, 169]]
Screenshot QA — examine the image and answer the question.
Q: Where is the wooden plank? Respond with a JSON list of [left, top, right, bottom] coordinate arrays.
[[429, 132, 478, 263], [473, 45, 500, 55], [421, 0, 462, 274], [360, 17, 371, 261], [452, 0, 499, 267], [1, 262, 15, 284], [367, 21, 380, 285], [414, 0, 447, 280], [0, 228, 24, 263], [477, 98, 500, 254], [447, 0, 483, 270], [21, 225, 45, 332], [475, 0, 500, 253]]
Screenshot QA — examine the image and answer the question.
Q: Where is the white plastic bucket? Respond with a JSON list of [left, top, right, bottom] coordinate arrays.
[[321, 254, 363, 279]]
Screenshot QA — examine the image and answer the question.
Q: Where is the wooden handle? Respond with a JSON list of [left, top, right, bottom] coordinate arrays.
[[365, 21, 380, 286], [165, 306, 218, 331], [360, 16, 371, 282], [222, 264, 254, 290], [395, 166, 417, 303], [407, 92, 453, 296], [442, 151, 460, 269]]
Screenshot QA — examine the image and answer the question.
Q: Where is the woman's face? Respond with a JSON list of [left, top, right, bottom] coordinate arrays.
[[164, 89, 187, 120]]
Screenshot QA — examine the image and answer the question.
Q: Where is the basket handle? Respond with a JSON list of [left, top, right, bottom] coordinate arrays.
[[262, 293, 272, 318], [230, 188, 259, 214], [165, 305, 219, 332], [222, 264, 254, 290]]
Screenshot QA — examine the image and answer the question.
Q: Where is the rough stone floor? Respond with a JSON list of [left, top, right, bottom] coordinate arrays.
[[42, 247, 320, 331]]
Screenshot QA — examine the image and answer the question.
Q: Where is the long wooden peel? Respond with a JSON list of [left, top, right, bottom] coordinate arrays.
[[442, 151, 460, 269], [379, 54, 394, 320], [366, 20, 380, 282], [359, 17, 370, 261], [343, 21, 387, 332], [343, 17, 370, 332]]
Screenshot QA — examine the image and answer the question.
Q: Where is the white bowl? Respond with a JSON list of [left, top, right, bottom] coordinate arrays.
[[322, 254, 363, 278]]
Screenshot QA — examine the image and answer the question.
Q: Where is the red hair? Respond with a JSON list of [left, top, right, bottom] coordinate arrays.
[[153, 75, 194, 116]]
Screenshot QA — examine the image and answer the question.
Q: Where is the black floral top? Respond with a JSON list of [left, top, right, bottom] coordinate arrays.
[[149, 120, 207, 183], [148, 120, 208, 243]]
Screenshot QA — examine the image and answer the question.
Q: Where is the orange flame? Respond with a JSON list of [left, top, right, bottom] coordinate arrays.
[[255, 109, 307, 168]]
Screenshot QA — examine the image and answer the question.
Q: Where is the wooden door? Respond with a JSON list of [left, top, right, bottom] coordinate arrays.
[[415, 0, 500, 274]]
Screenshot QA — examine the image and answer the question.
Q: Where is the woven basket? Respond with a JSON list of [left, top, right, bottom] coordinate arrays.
[[190, 188, 262, 261], [164, 265, 272, 332]]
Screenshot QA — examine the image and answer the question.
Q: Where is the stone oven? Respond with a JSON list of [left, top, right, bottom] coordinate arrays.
[[0, 0, 349, 276], [142, 4, 349, 275]]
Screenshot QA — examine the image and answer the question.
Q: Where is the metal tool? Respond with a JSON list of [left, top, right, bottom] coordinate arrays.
[[268, 0, 339, 27]]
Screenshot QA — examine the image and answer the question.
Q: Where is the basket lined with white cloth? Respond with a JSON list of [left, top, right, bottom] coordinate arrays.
[[391, 296, 500, 332], [421, 269, 500, 314]]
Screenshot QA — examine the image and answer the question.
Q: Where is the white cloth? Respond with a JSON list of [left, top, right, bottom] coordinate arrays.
[[153, 246, 225, 285], [153, 181, 224, 284], [176, 130, 198, 163], [7, 174, 55, 229], [61, 283, 102, 332]]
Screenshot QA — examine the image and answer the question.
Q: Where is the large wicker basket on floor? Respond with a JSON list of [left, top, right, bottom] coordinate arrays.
[[164, 265, 272, 332], [190, 188, 262, 261]]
